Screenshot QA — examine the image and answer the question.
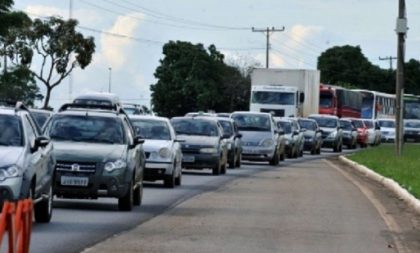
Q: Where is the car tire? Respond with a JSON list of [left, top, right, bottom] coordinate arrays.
[[317, 146, 321, 154], [228, 153, 235, 169], [221, 163, 227, 174], [235, 153, 241, 168], [269, 149, 280, 165], [164, 172, 175, 188], [133, 182, 142, 206], [212, 162, 221, 175], [293, 148, 298, 158], [34, 184, 53, 223], [118, 181, 133, 211], [280, 152, 285, 161], [175, 170, 182, 186]]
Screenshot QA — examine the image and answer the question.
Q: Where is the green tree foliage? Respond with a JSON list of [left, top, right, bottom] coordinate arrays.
[[151, 41, 250, 117], [317, 45, 420, 95], [0, 66, 42, 106], [26, 17, 95, 109]]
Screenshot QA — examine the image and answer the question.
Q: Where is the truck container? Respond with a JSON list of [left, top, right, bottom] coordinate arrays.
[[250, 68, 320, 117]]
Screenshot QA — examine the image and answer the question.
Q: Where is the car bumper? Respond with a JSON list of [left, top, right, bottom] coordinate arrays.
[[144, 161, 173, 180], [342, 136, 354, 145], [404, 134, 420, 142], [0, 177, 24, 203], [241, 146, 275, 161], [303, 139, 315, 150], [381, 136, 395, 143], [321, 139, 337, 148], [182, 154, 220, 169]]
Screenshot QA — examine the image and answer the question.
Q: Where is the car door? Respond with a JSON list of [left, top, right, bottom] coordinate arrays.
[[122, 117, 141, 182]]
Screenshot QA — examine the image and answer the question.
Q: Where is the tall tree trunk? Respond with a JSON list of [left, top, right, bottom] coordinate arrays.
[[43, 87, 51, 109]]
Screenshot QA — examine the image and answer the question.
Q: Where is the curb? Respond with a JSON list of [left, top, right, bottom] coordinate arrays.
[[338, 155, 420, 215]]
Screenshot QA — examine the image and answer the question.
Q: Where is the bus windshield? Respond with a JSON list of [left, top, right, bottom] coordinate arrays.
[[320, 92, 333, 108], [252, 91, 295, 105]]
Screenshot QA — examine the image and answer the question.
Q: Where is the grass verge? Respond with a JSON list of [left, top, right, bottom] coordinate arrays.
[[347, 144, 420, 198]]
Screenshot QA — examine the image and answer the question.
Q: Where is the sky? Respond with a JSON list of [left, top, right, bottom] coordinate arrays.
[[13, 0, 420, 110]]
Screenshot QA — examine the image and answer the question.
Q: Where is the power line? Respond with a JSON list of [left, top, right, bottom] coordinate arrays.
[[379, 56, 397, 71], [271, 47, 316, 68], [283, 32, 326, 52]]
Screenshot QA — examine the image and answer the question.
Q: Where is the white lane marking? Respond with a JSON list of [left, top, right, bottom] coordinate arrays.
[[323, 159, 409, 253]]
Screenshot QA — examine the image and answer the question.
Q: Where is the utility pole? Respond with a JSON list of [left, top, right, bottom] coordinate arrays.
[[395, 0, 407, 156], [68, 0, 73, 101], [252, 27, 285, 68], [379, 56, 397, 71], [108, 67, 112, 93]]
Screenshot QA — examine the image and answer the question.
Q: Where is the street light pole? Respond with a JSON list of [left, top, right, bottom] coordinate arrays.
[[108, 67, 112, 93]]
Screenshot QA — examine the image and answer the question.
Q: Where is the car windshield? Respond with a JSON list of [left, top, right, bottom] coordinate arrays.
[[231, 114, 271, 132], [404, 121, 420, 129], [320, 92, 333, 108], [277, 121, 292, 134], [218, 120, 233, 137], [31, 111, 50, 128], [172, 118, 219, 137], [251, 91, 295, 105], [131, 119, 171, 140], [339, 120, 353, 131], [124, 107, 142, 115], [363, 120, 374, 129], [0, 115, 23, 146], [378, 120, 395, 128], [352, 120, 364, 128], [310, 117, 337, 128], [46, 115, 125, 144], [298, 120, 317, 131]]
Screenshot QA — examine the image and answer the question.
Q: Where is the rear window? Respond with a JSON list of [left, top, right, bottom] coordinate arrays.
[[0, 115, 23, 146], [172, 118, 219, 137]]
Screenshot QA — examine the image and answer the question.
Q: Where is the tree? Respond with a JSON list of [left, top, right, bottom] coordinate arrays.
[[150, 41, 250, 117], [26, 17, 95, 109], [405, 59, 420, 95]]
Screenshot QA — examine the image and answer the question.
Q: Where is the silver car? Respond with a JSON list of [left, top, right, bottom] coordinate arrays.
[[289, 118, 305, 157], [298, 118, 322, 155], [130, 116, 183, 188], [308, 114, 343, 152], [275, 118, 299, 158], [216, 118, 242, 168], [231, 112, 283, 165]]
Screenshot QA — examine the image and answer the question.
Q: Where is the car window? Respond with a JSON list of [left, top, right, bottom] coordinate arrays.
[[0, 115, 23, 147], [231, 114, 271, 132], [46, 115, 125, 144], [378, 121, 395, 128], [309, 117, 337, 128], [31, 111, 50, 128], [352, 120, 364, 128], [404, 121, 420, 128], [363, 120, 374, 129], [339, 120, 353, 131], [172, 118, 219, 137], [218, 120, 233, 137], [131, 119, 171, 140], [277, 121, 292, 134], [298, 120, 317, 131]]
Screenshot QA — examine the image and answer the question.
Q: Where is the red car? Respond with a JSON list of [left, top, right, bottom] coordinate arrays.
[[346, 118, 368, 148]]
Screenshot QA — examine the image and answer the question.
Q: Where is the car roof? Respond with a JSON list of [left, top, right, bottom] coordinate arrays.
[[74, 92, 121, 104], [298, 118, 317, 122], [129, 115, 169, 122], [308, 114, 339, 119], [274, 117, 292, 123], [55, 109, 121, 118], [30, 108, 54, 114], [339, 118, 352, 122], [231, 111, 272, 117], [172, 116, 220, 123]]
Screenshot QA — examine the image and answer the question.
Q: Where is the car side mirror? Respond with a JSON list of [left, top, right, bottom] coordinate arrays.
[[221, 133, 231, 139], [32, 136, 50, 152], [236, 133, 242, 138], [175, 139, 185, 143], [132, 136, 145, 148], [293, 130, 299, 135], [278, 130, 284, 135], [317, 129, 323, 134], [300, 128, 306, 132]]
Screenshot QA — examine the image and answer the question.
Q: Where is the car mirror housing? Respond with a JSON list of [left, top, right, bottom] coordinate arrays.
[[132, 136, 145, 147], [175, 139, 185, 143], [236, 133, 243, 139], [32, 136, 50, 152]]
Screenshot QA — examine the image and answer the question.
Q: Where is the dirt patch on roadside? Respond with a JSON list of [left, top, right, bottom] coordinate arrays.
[[330, 157, 420, 252]]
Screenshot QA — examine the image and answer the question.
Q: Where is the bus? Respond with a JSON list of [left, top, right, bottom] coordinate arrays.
[[404, 94, 420, 120], [319, 84, 362, 118], [353, 89, 396, 119]]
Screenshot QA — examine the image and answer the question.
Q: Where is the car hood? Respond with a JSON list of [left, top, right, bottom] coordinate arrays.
[[178, 135, 219, 146], [381, 127, 395, 132], [52, 141, 127, 162], [303, 130, 316, 137], [320, 127, 337, 134], [0, 147, 24, 167], [143, 140, 173, 152], [240, 131, 272, 142]]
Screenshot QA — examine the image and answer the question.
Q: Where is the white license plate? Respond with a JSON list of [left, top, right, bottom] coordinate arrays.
[[182, 156, 195, 163], [61, 176, 89, 186]]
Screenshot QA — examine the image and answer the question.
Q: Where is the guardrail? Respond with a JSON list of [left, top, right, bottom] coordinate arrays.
[[0, 200, 33, 253]]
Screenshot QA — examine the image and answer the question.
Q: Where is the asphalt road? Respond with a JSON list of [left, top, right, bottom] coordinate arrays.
[[30, 149, 357, 253]]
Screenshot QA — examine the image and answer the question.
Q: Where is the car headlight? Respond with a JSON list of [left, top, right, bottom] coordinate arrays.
[[285, 140, 290, 145], [260, 139, 274, 147], [0, 165, 22, 181], [200, 148, 218, 154], [328, 131, 337, 138], [159, 148, 171, 158], [104, 159, 127, 172]]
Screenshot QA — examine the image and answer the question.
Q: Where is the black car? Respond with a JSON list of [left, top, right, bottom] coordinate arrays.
[[339, 119, 357, 149], [0, 102, 54, 222], [171, 116, 229, 175], [404, 120, 420, 142], [43, 103, 145, 211]]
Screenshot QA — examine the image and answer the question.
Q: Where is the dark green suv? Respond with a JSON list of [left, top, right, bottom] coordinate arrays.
[[43, 103, 145, 211]]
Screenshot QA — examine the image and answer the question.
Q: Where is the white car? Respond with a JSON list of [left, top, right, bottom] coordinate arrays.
[[363, 119, 381, 146], [130, 115, 183, 188], [377, 119, 395, 143]]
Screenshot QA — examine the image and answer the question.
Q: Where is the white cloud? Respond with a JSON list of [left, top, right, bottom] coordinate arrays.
[[101, 14, 143, 70]]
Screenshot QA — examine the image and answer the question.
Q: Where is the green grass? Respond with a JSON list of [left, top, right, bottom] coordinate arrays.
[[347, 144, 420, 198]]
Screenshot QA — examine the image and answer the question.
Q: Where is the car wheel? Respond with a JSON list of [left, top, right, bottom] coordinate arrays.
[[175, 170, 182, 186], [269, 149, 279, 165], [164, 170, 176, 188], [212, 162, 221, 175], [118, 180, 133, 211], [133, 181, 142, 206], [280, 151, 285, 161], [221, 163, 227, 174], [293, 148, 298, 158], [228, 152, 235, 169], [317, 146, 321, 154], [34, 184, 53, 223], [235, 153, 241, 168]]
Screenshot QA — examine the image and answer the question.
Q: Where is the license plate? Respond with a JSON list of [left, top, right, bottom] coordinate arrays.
[[61, 176, 89, 186], [182, 155, 195, 163]]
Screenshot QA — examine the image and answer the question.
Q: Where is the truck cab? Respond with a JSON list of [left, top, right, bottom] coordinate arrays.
[[250, 85, 303, 117]]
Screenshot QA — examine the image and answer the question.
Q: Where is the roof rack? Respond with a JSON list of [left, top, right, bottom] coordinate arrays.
[[59, 103, 119, 112]]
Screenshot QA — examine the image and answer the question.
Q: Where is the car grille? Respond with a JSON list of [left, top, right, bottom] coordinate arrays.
[[321, 132, 330, 139], [242, 141, 259, 147], [56, 161, 97, 173], [145, 152, 151, 159], [181, 144, 202, 154]]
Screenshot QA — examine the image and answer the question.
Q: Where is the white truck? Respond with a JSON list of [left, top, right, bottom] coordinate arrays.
[[250, 68, 321, 117]]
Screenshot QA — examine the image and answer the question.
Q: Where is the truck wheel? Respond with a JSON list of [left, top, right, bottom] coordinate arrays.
[[118, 181, 133, 211], [34, 184, 53, 223]]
